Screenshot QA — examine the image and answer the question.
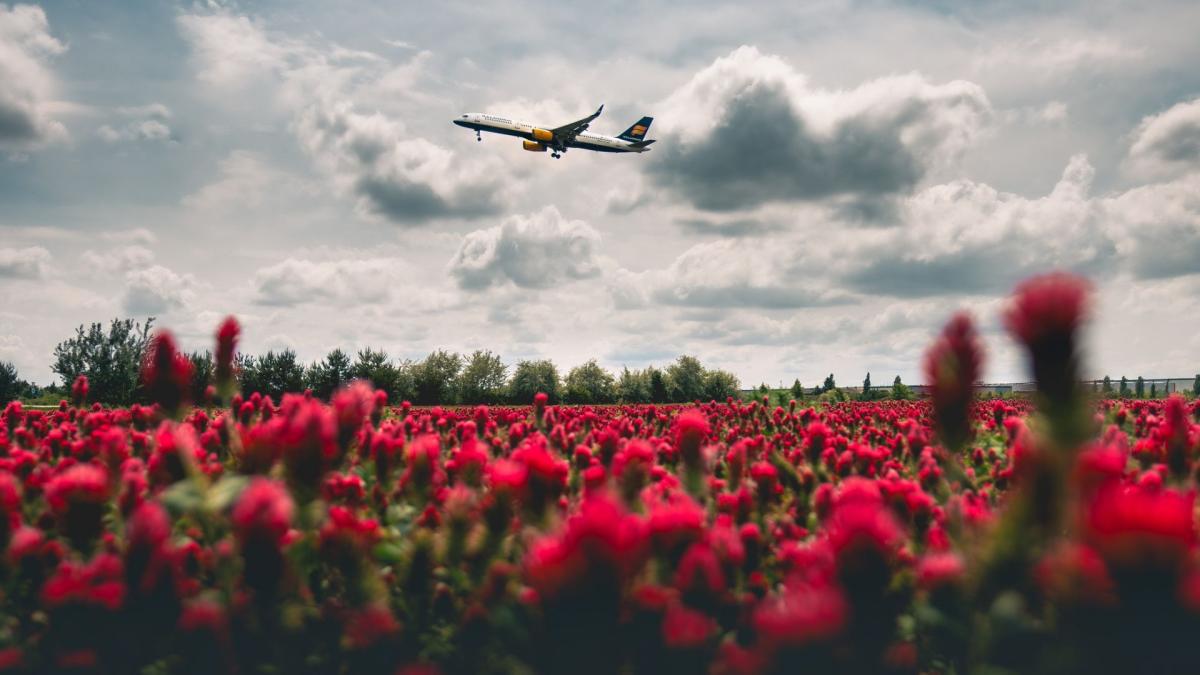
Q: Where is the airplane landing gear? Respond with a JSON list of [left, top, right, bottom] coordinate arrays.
[[475, 130, 481, 142], [551, 152, 561, 159]]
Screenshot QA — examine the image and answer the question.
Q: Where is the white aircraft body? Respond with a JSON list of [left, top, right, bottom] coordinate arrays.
[[453, 105, 654, 159]]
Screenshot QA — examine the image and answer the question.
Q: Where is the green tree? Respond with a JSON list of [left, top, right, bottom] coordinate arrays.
[[1150, 383, 1158, 399], [1135, 376, 1145, 398], [703, 369, 740, 402], [51, 318, 155, 405], [860, 372, 872, 401], [564, 360, 617, 404], [412, 350, 462, 405], [458, 350, 508, 404], [304, 348, 354, 399], [647, 367, 669, 403], [509, 359, 560, 404], [666, 355, 706, 403], [238, 349, 305, 400], [892, 375, 914, 401], [1119, 376, 1129, 396], [349, 348, 414, 402], [1102, 375, 1112, 393], [822, 373, 836, 393], [189, 351, 213, 404], [1193, 374, 1199, 397], [790, 378, 805, 402], [616, 367, 651, 403], [0, 361, 29, 404]]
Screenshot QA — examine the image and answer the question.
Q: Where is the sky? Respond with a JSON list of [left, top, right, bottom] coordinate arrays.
[[2, 0, 1199, 389]]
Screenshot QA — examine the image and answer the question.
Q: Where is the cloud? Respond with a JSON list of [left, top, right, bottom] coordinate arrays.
[[648, 238, 845, 310], [973, 36, 1143, 75], [1128, 97, 1200, 176], [182, 150, 309, 211], [122, 265, 196, 315], [449, 206, 603, 290], [840, 155, 1108, 296], [675, 217, 779, 237], [250, 256, 457, 309], [1102, 172, 1200, 280], [0, 246, 50, 279], [179, 9, 505, 225], [81, 246, 155, 275], [98, 104, 173, 143], [0, 4, 67, 148], [176, 13, 293, 89], [646, 46, 991, 212], [100, 228, 157, 245], [294, 101, 507, 224]]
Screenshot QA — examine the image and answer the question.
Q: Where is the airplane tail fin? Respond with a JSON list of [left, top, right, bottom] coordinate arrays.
[[618, 116, 653, 142]]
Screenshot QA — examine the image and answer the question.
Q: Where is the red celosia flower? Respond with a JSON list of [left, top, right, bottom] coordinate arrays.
[[71, 375, 90, 407], [44, 463, 109, 550], [401, 434, 444, 497], [916, 552, 965, 591], [232, 478, 294, 546], [673, 410, 711, 467], [142, 331, 195, 417], [124, 501, 176, 597], [923, 312, 984, 450], [344, 602, 401, 649], [524, 494, 646, 600], [42, 552, 126, 611], [1003, 272, 1091, 410], [275, 395, 339, 497], [753, 582, 848, 647], [332, 380, 374, 452], [1084, 483, 1195, 573], [0, 470, 20, 538], [662, 602, 717, 649], [214, 316, 239, 388]]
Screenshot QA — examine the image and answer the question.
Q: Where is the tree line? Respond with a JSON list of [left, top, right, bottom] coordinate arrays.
[[14, 318, 742, 406]]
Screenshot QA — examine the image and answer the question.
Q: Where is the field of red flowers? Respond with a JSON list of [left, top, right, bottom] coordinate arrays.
[[1, 272, 1198, 674]]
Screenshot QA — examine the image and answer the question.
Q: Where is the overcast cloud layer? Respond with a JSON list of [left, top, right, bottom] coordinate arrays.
[[2, 0, 1200, 389]]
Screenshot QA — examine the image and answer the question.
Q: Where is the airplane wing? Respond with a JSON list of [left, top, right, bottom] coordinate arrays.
[[550, 104, 603, 142]]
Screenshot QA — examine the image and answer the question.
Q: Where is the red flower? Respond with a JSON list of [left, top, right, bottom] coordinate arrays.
[[232, 478, 294, 546], [1003, 272, 1091, 411], [753, 582, 847, 647], [71, 375, 90, 407], [524, 494, 646, 600], [214, 316, 240, 393], [44, 464, 109, 550], [916, 552, 965, 591], [1004, 272, 1091, 346], [1084, 483, 1195, 573], [142, 331, 195, 416], [662, 602, 717, 648], [42, 552, 126, 611], [923, 312, 984, 449], [276, 395, 338, 497], [673, 410, 711, 467]]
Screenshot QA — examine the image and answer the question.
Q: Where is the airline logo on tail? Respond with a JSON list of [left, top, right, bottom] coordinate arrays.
[[618, 117, 654, 142]]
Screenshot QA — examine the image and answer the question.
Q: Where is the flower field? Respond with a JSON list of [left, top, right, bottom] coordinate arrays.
[[1, 273, 1198, 674]]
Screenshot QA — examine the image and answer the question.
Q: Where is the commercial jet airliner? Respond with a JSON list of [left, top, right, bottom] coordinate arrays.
[[453, 105, 654, 159]]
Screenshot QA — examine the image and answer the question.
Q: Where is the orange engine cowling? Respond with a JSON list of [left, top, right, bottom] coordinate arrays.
[[530, 127, 553, 142], [522, 140, 547, 152]]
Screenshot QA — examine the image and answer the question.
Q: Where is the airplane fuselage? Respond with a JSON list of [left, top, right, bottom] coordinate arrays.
[[453, 113, 650, 154]]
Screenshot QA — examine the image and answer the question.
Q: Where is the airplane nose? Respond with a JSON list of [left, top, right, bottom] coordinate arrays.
[[453, 119, 467, 127]]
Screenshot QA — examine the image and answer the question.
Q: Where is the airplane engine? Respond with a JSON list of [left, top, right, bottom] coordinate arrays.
[[530, 128, 554, 142], [522, 140, 547, 152]]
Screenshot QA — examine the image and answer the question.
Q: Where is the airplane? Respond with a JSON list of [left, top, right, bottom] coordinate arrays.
[[452, 104, 654, 159]]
